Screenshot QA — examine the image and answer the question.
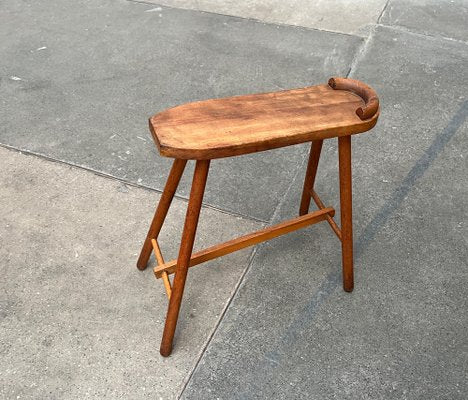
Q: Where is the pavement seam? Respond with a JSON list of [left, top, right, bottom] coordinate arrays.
[[127, 0, 468, 47], [176, 244, 260, 399], [125, 0, 366, 39], [377, 22, 468, 46], [347, 25, 376, 78], [125, 0, 468, 47], [0, 143, 268, 224], [177, 145, 309, 399]]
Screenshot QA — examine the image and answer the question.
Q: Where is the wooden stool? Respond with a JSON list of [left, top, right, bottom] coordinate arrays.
[[136, 77, 380, 357]]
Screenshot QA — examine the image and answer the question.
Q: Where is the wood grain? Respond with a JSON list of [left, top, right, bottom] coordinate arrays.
[[136, 159, 187, 270], [328, 77, 379, 120], [160, 160, 210, 357], [299, 140, 323, 216], [149, 79, 379, 160], [338, 136, 354, 292]]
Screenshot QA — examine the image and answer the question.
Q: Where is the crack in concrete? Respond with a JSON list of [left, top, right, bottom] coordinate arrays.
[[347, 25, 376, 78], [377, 0, 391, 24]]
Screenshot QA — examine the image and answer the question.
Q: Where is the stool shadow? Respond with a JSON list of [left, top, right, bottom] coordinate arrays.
[[261, 98, 468, 366]]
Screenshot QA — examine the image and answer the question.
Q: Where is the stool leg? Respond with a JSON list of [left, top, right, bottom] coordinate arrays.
[[137, 159, 187, 270], [299, 140, 323, 216], [338, 136, 354, 292], [160, 160, 210, 357]]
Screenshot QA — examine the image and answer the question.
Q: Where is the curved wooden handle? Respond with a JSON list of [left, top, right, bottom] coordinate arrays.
[[328, 77, 379, 120]]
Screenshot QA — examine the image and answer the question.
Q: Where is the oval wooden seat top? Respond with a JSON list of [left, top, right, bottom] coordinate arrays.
[[149, 77, 379, 160]]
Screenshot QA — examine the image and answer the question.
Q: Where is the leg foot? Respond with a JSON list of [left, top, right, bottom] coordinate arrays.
[[338, 136, 354, 292], [160, 160, 210, 356]]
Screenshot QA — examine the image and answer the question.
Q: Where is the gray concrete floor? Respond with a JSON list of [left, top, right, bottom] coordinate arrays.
[[0, 147, 261, 399], [1, 0, 467, 399]]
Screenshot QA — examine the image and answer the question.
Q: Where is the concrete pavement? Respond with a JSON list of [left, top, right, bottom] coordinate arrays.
[[1, 0, 467, 399], [0, 146, 261, 399]]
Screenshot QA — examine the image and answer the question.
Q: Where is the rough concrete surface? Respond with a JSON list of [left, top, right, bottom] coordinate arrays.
[[0, 146, 261, 399], [0, 0, 361, 222], [142, 0, 388, 35]]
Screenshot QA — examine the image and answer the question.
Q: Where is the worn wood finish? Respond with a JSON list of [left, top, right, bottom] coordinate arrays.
[[154, 207, 335, 278], [160, 160, 210, 357], [328, 77, 379, 120], [137, 159, 187, 270], [299, 140, 323, 216], [149, 78, 379, 160], [338, 136, 354, 292]]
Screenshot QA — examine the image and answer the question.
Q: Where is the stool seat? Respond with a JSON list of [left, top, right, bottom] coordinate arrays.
[[149, 78, 379, 160], [138, 77, 381, 356]]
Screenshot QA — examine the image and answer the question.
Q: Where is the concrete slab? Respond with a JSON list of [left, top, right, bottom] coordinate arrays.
[[0, 146, 262, 399], [142, 0, 388, 36], [0, 0, 361, 222], [181, 26, 468, 399], [381, 0, 468, 42]]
